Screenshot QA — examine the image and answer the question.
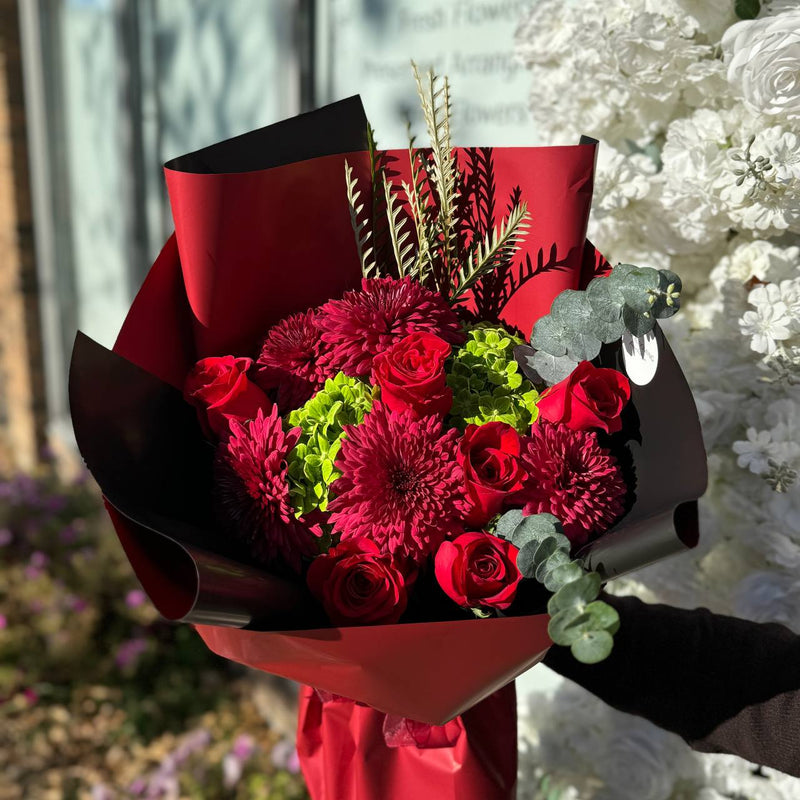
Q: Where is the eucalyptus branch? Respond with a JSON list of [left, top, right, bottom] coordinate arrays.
[[344, 159, 376, 278], [451, 203, 530, 304]]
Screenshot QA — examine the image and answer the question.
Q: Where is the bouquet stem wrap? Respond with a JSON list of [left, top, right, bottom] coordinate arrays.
[[297, 684, 517, 800]]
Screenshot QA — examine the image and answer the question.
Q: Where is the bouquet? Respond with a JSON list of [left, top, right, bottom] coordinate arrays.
[[69, 67, 707, 800]]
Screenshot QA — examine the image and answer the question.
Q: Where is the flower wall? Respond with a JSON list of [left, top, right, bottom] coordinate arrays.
[[515, 1, 800, 797]]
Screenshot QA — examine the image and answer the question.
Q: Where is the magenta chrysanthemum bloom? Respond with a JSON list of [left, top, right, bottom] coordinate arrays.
[[318, 276, 465, 377], [516, 422, 627, 546], [255, 309, 327, 410], [327, 404, 468, 561], [214, 406, 314, 571]]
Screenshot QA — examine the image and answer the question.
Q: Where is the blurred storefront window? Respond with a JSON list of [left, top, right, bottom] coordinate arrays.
[[11, 0, 538, 460]]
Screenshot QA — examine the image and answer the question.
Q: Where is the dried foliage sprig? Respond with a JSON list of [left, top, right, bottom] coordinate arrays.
[[346, 63, 532, 307]]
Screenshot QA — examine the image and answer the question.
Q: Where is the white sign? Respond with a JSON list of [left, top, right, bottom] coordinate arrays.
[[319, 0, 537, 148]]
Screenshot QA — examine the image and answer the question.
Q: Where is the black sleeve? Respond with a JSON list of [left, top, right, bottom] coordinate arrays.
[[542, 594, 800, 777]]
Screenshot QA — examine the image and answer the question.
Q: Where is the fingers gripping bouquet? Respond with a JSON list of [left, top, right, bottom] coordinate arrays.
[[69, 66, 707, 800]]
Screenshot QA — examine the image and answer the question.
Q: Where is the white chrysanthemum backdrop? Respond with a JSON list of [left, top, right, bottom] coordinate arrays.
[[513, 1, 800, 797]]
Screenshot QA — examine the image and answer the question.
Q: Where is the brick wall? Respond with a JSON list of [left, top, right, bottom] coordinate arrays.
[[0, 0, 47, 471]]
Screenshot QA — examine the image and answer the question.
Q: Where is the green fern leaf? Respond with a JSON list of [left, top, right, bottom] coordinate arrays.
[[451, 202, 531, 302], [344, 159, 376, 278]]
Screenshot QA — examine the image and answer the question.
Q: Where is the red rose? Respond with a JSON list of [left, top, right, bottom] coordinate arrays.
[[371, 332, 452, 419], [183, 356, 271, 438], [536, 361, 631, 434], [307, 539, 408, 626], [458, 422, 527, 527], [434, 532, 522, 611]]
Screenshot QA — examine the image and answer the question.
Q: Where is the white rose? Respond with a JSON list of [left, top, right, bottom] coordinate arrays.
[[722, 12, 800, 118]]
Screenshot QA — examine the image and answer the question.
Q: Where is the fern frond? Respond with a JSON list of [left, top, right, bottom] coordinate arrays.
[[383, 178, 416, 278], [451, 203, 531, 303], [402, 124, 435, 284], [344, 159, 376, 278], [412, 61, 458, 286]]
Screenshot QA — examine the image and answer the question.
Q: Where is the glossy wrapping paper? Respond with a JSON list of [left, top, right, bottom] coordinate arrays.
[[69, 98, 707, 799]]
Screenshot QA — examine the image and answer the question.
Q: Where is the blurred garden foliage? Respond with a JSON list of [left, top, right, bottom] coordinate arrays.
[[0, 465, 307, 800]]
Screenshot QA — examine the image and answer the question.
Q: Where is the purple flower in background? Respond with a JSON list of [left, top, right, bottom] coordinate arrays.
[[223, 734, 256, 788], [115, 637, 148, 670], [125, 589, 147, 609], [0, 614, 7, 630], [44, 494, 68, 514], [127, 778, 146, 797], [66, 595, 88, 613], [271, 738, 300, 774], [91, 783, 114, 800], [25, 551, 49, 580], [59, 525, 78, 544], [0, 528, 12, 547]]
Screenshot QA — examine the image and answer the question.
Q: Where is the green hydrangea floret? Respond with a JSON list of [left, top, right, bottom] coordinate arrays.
[[446, 324, 540, 433], [285, 372, 374, 515]]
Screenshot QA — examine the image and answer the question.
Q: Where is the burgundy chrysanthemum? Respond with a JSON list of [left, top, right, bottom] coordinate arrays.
[[318, 276, 465, 377], [214, 406, 314, 571], [255, 309, 328, 410], [327, 404, 468, 561], [515, 422, 627, 546]]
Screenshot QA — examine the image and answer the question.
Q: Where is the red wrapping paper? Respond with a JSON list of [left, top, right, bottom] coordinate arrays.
[[81, 110, 627, 798], [297, 683, 518, 800]]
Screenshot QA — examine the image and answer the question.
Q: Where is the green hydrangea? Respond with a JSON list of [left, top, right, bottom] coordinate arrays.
[[447, 324, 540, 432], [286, 372, 374, 515]]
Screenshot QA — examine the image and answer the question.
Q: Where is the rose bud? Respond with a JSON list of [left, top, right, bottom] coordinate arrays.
[[184, 355, 271, 439], [536, 361, 631, 434], [371, 332, 452, 419], [434, 532, 522, 611], [458, 422, 527, 527], [307, 539, 408, 626]]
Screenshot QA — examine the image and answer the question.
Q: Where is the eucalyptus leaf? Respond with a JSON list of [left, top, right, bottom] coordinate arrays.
[[584, 600, 620, 634], [495, 508, 524, 540], [510, 512, 561, 549], [651, 269, 682, 318], [564, 331, 602, 362], [550, 290, 590, 326], [533, 536, 561, 566], [536, 548, 571, 586], [586, 312, 626, 344], [608, 263, 637, 283], [586, 276, 625, 322], [571, 630, 614, 664], [547, 572, 602, 615], [622, 304, 657, 337], [531, 316, 567, 356], [532, 351, 579, 385], [517, 540, 539, 577], [548, 561, 585, 589], [547, 606, 590, 645], [620, 267, 661, 313]]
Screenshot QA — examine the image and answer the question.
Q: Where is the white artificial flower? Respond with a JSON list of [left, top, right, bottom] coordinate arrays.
[[732, 427, 776, 473], [716, 127, 800, 235], [713, 239, 799, 288], [760, 1, 800, 18], [593, 725, 690, 800], [722, 11, 800, 118], [739, 283, 793, 352], [660, 110, 734, 246], [594, 147, 652, 212], [735, 571, 800, 629]]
